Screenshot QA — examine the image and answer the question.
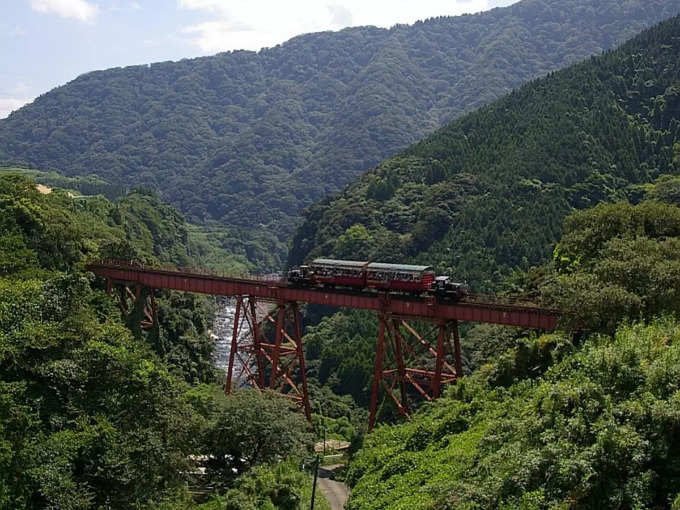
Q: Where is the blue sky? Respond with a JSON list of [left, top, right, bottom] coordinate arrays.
[[1, 0, 518, 118]]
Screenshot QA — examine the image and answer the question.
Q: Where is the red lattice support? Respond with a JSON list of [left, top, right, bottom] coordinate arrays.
[[368, 313, 462, 430], [107, 281, 157, 331], [225, 297, 312, 421]]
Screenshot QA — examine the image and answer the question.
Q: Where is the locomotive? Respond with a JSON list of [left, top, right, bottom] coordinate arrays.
[[288, 258, 468, 299]]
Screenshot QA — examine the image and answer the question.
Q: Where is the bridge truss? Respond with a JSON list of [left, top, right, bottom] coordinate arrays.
[[88, 261, 561, 429]]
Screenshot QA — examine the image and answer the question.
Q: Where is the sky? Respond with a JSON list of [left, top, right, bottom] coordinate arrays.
[[1, 0, 519, 119]]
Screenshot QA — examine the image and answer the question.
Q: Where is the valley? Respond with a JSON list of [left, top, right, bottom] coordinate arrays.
[[2, 0, 679, 268], [3, 1, 680, 509]]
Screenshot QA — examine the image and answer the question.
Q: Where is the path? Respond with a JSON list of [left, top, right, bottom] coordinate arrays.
[[318, 465, 349, 510]]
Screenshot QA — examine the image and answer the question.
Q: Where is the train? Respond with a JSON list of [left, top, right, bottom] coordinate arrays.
[[287, 258, 469, 299]]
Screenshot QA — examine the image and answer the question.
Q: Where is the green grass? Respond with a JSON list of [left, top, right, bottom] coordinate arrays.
[[0, 166, 125, 199], [346, 318, 680, 509]]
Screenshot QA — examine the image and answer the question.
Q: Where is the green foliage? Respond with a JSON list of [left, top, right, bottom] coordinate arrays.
[[542, 200, 680, 331], [0, 173, 250, 383], [0, 173, 321, 508], [334, 224, 374, 260], [292, 14, 680, 292], [308, 384, 367, 443], [0, 173, 102, 271], [0, 166, 125, 199], [158, 293, 217, 384], [304, 311, 378, 405], [0, 172, 249, 274], [643, 174, 680, 205], [217, 460, 331, 510], [339, 186, 680, 508], [0, 274, 203, 508], [2, 1, 678, 267], [186, 387, 313, 484], [0, 174, 246, 507], [347, 319, 680, 509]]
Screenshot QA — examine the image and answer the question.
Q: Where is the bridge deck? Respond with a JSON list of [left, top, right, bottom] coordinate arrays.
[[87, 261, 561, 330]]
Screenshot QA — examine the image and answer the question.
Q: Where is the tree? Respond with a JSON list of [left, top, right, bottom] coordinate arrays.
[[188, 387, 313, 484], [334, 224, 374, 260]]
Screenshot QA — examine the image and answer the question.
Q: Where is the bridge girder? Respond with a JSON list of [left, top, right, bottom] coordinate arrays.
[[225, 296, 312, 421], [89, 261, 563, 429]]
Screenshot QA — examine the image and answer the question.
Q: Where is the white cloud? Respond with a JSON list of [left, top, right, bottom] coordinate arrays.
[[489, 0, 518, 7], [108, 1, 142, 13], [8, 26, 29, 37], [178, 0, 492, 53], [31, 0, 99, 22], [0, 97, 33, 119]]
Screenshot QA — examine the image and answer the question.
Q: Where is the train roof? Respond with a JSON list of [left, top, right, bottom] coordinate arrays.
[[310, 258, 432, 272], [367, 262, 433, 272], [311, 258, 369, 268]]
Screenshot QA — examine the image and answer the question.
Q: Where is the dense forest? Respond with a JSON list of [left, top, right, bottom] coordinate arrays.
[[291, 14, 680, 289], [1, 0, 679, 268], [5, 4, 680, 509], [292, 14, 680, 430], [0, 173, 329, 509], [344, 178, 680, 509], [284, 15, 680, 508]]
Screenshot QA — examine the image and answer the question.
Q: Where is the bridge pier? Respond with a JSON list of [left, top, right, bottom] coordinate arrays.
[[225, 297, 312, 421], [89, 261, 562, 430], [368, 315, 462, 430], [105, 280, 158, 334]]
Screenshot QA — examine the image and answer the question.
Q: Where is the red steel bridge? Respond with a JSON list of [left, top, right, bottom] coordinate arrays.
[[87, 260, 561, 429]]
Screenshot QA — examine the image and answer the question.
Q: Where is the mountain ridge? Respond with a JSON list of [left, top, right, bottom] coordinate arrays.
[[290, 14, 680, 291], [2, 0, 679, 268]]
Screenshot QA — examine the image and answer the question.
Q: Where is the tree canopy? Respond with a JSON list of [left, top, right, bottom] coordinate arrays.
[[1, 0, 678, 268], [291, 14, 680, 291], [346, 318, 680, 509], [0, 174, 319, 508]]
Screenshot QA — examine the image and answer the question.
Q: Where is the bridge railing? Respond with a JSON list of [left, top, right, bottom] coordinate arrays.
[[466, 292, 558, 310], [87, 259, 560, 313], [87, 259, 284, 284]]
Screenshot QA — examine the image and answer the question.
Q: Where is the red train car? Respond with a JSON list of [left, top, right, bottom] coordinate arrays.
[[288, 258, 467, 299]]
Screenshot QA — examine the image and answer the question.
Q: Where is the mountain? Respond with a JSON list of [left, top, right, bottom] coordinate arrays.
[[342, 175, 680, 509], [2, 0, 679, 268], [346, 319, 680, 509], [290, 14, 680, 291], [0, 173, 319, 509], [334, 17, 680, 502]]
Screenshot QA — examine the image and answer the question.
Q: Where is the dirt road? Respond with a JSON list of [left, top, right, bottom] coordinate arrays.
[[318, 465, 349, 510]]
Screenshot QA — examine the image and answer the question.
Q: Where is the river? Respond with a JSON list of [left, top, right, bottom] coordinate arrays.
[[211, 297, 254, 386]]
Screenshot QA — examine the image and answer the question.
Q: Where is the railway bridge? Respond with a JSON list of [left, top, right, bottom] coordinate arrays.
[[86, 260, 561, 429]]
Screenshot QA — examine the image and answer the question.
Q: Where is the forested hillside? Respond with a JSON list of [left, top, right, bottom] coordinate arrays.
[[0, 174, 326, 509], [299, 19, 680, 507], [291, 14, 680, 290], [344, 177, 680, 509], [347, 320, 680, 509], [292, 15, 680, 413], [2, 0, 679, 268]]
